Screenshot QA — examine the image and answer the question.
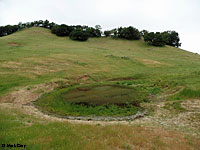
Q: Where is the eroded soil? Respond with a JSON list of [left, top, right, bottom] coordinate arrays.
[[0, 83, 199, 137]]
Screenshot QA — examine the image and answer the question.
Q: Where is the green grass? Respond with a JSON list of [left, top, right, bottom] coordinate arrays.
[[179, 88, 200, 98], [1, 108, 199, 150], [1, 27, 200, 97], [0, 109, 87, 150]]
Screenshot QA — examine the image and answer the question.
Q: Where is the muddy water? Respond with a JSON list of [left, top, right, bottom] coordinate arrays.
[[62, 85, 138, 106]]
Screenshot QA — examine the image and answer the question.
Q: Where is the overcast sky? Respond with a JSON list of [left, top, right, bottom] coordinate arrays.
[[0, 0, 199, 53]]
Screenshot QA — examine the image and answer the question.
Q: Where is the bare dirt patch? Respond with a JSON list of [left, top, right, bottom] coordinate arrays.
[[182, 99, 200, 112], [77, 74, 91, 82], [0, 83, 55, 104], [8, 43, 20, 46], [181, 99, 200, 127], [137, 100, 200, 137]]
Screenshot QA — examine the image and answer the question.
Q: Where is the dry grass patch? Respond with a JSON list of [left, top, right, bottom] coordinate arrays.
[[79, 124, 200, 150], [1, 61, 22, 69], [137, 58, 168, 67]]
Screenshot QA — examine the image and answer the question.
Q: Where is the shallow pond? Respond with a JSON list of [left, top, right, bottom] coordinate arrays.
[[62, 85, 139, 106], [35, 84, 145, 117]]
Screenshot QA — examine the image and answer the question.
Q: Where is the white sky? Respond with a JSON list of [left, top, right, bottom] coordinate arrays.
[[0, 0, 199, 53]]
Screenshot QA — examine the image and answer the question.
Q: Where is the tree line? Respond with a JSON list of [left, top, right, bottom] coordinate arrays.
[[0, 20, 55, 37], [0, 20, 181, 47]]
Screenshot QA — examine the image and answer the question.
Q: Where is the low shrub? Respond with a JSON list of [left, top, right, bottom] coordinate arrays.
[[118, 26, 141, 40], [144, 32, 166, 46], [104, 30, 111, 37], [51, 24, 72, 36], [69, 29, 89, 41]]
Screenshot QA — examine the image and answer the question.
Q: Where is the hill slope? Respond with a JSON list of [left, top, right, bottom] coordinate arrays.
[[0, 27, 200, 96], [0, 27, 200, 150]]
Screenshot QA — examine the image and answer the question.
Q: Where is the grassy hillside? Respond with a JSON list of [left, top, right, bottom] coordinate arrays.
[[0, 27, 200, 149], [1, 27, 200, 96]]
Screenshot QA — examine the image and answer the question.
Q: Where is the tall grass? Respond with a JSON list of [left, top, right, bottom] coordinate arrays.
[[179, 88, 200, 98], [169, 88, 200, 101]]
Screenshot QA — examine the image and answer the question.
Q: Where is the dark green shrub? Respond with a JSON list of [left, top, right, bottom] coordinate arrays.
[[69, 29, 89, 41], [144, 32, 166, 46], [86, 27, 101, 37], [144, 32, 154, 43], [162, 31, 181, 47], [118, 26, 141, 40], [51, 24, 72, 36], [0, 25, 19, 37], [104, 30, 111, 37], [152, 32, 166, 46], [140, 30, 149, 37]]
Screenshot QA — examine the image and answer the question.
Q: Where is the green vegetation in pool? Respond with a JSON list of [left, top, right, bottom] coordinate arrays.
[[35, 85, 148, 117]]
